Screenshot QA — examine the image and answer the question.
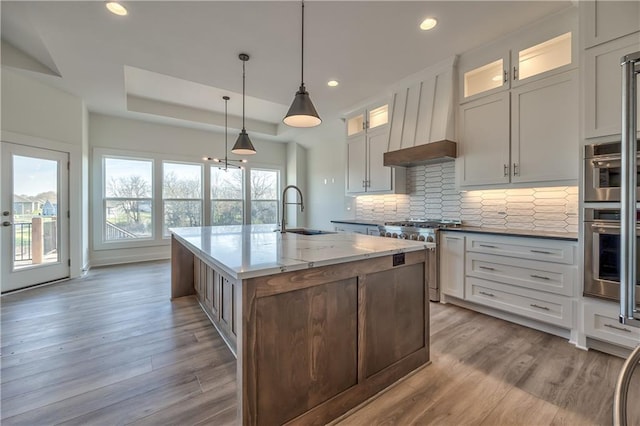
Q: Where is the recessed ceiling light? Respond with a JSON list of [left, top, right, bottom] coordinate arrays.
[[106, 1, 128, 16], [420, 17, 437, 31], [327, 80, 339, 87]]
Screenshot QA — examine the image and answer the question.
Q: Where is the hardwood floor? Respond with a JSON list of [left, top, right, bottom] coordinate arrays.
[[1, 260, 638, 425]]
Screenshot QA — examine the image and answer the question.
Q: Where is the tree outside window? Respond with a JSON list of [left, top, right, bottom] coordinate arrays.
[[104, 157, 153, 240], [163, 162, 203, 236]]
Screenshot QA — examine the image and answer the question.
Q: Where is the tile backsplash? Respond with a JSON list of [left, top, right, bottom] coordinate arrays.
[[355, 162, 578, 233]]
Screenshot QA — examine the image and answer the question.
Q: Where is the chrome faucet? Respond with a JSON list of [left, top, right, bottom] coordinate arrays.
[[281, 185, 304, 233]]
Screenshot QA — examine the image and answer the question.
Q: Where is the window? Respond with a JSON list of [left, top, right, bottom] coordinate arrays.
[[250, 169, 279, 224], [211, 167, 244, 225], [162, 162, 203, 236], [103, 157, 153, 240]]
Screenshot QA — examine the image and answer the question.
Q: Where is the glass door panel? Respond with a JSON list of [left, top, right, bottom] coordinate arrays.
[[518, 32, 572, 81], [1, 142, 69, 292], [464, 58, 505, 98], [368, 104, 388, 129], [347, 114, 365, 137]]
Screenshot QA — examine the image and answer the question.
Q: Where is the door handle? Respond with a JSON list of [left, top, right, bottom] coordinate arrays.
[[2, 221, 12, 227]]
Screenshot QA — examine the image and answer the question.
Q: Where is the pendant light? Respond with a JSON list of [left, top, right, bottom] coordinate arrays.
[[283, 0, 322, 128], [204, 96, 247, 169], [232, 53, 257, 155]]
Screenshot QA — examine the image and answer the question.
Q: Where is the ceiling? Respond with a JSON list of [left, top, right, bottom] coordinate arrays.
[[1, 1, 573, 145]]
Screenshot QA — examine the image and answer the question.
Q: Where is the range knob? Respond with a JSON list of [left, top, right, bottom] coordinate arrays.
[[427, 236, 434, 242], [392, 233, 398, 238], [379, 231, 386, 237], [410, 234, 418, 240], [418, 235, 426, 241], [385, 232, 392, 237], [400, 233, 408, 239]]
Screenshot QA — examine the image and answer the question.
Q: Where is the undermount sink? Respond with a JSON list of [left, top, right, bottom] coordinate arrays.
[[285, 228, 337, 236]]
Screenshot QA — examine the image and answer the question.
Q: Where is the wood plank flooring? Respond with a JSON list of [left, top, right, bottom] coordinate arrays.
[[2, 260, 638, 425]]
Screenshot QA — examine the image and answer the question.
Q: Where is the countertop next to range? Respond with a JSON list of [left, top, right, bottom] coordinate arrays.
[[442, 226, 578, 241], [170, 225, 434, 280]]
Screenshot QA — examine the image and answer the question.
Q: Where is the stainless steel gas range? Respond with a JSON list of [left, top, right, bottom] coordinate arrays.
[[378, 219, 462, 302]]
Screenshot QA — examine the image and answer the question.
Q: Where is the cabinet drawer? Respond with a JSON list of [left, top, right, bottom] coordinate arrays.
[[584, 301, 640, 349], [466, 252, 575, 296], [466, 235, 575, 264], [466, 277, 573, 328]]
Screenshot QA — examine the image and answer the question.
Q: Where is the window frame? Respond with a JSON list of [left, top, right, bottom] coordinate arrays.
[[246, 166, 282, 225], [161, 160, 204, 238], [210, 165, 245, 226], [93, 147, 284, 251], [101, 153, 155, 246]]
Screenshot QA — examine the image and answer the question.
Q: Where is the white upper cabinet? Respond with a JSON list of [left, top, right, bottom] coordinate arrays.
[[460, 9, 577, 104], [345, 102, 405, 195], [458, 8, 578, 188], [387, 57, 456, 151], [459, 92, 510, 185], [511, 70, 578, 183], [581, 0, 640, 140], [581, 0, 640, 48]]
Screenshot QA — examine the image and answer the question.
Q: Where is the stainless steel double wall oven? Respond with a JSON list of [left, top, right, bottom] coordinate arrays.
[[584, 207, 640, 304]]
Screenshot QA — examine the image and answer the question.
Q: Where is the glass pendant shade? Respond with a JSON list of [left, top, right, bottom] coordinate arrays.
[[232, 129, 256, 155], [283, 84, 321, 127]]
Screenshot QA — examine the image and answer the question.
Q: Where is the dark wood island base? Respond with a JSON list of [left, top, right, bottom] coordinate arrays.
[[171, 235, 431, 425]]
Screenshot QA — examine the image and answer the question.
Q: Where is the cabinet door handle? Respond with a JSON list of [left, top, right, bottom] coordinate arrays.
[[503, 164, 509, 177], [530, 304, 550, 311], [479, 265, 496, 271], [479, 244, 498, 249], [513, 163, 519, 176], [503, 69, 508, 83], [530, 274, 550, 280], [513, 66, 518, 80], [479, 291, 495, 297], [605, 323, 632, 333], [530, 249, 553, 254]]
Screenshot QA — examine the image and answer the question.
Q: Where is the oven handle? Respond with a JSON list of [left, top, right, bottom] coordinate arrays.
[[589, 223, 640, 232], [591, 154, 640, 167]]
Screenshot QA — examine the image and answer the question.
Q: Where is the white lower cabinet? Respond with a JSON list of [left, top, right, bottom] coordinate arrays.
[[466, 276, 573, 328], [440, 232, 465, 299], [583, 300, 640, 349], [440, 231, 578, 331], [332, 222, 380, 236]]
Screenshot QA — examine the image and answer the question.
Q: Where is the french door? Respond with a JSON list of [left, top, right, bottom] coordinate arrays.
[[1, 142, 70, 292]]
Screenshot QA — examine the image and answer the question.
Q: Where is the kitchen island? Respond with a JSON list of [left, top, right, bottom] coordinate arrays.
[[170, 225, 434, 425]]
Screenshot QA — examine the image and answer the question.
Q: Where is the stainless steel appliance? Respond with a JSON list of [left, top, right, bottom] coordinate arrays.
[[584, 141, 640, 202], [584, 208, 640, 303], [379, 219, 461, 302], [613, 50, 640, 426]]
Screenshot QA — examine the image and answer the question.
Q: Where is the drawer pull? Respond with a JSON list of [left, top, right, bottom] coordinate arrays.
[[479, 265, 496, 271], [530, 304, 550, 311], [604, 323, 632, 333], [530, 249, 553, 254], [479, 244, 498, 249], [479, 291, 495, 297], [530, 274, 550, 280]]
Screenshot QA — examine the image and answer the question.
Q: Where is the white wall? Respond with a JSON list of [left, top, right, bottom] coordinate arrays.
[[303, 118, 355, 230], [285, 142, 307, 228], [89, 113, 287, 266], [1, 69, 87, 280]]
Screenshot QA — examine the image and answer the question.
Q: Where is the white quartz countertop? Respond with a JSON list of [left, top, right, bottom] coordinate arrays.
[[170, 225, 434, 280]]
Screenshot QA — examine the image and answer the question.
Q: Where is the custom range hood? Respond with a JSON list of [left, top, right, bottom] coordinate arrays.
[[384, 140, 457, 167]]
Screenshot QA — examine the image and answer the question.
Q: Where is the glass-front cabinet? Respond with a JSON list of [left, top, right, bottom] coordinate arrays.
[[346, 104, 389, 137], [461, 31, 573, 103]]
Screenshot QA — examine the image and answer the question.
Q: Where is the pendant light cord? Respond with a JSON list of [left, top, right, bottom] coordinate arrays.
[[242, 60, 246, 131], [301, 0, 305, 87], [224, 97, 228, 170]]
